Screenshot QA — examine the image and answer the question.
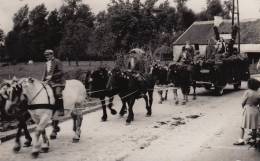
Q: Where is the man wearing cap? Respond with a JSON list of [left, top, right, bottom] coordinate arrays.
[[42, 49, 65, 116]]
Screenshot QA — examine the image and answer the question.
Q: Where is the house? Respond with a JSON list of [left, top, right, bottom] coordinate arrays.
[[173, 17, 260, 64]]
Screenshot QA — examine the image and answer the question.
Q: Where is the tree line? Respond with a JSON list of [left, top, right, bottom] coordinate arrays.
[[0, 0, 232, 64]]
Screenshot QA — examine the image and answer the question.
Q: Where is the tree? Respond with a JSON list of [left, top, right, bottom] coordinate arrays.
[[5, 5, 30, 63], [28, 4, 49, 61], [156, 0, 177, 33], [223, 0, 232, 19], [46, 9, 63, 51], [206, 0, 224, 19], [58, 0, 95, 65], [174, 0, 196, 31], [174, 0, 188, 10], [196, 0, 231, 21], [0, 28, 5, 62], [0, 28, 4, 43], [13, 5, 29, 30]]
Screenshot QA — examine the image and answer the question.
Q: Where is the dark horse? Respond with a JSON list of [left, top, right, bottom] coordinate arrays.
[[85, 67, 119, 121], [151, 64, 169, 104], [0, 82, 32, 152], [107, 68, 155, 124], [168, 62, 197, 105]]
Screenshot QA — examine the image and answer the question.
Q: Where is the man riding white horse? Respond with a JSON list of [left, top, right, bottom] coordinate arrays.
[[42, 49, 65, 116]]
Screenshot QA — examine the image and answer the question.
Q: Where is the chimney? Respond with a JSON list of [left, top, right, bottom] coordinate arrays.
[[214, 16, 223, 27]]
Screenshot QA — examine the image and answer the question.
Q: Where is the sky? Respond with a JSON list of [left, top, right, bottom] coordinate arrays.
[[0, 0, 260, 33]]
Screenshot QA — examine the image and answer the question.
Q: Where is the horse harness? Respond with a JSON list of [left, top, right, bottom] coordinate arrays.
[[27, 82, 55, 110]]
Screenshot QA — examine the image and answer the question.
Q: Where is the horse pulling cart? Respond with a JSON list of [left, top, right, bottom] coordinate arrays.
[[190, 0, 250, 95]]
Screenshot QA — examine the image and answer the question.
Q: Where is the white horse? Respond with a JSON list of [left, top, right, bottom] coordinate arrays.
[[5, 77, 86, 158]]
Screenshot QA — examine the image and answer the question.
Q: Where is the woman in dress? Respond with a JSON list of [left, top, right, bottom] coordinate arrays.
[[234, 78, 260, 145]]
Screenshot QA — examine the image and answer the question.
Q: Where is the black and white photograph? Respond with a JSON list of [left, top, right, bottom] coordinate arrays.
[[0, 0, 260, 160]]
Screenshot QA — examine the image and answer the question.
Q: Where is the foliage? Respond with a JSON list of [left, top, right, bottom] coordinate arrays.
[[2, 0, 234, 63], [197, 0, 231, 21], [58, 0, 95, 65], [0, 28, 4, 43], [28, 4, 49, 61]]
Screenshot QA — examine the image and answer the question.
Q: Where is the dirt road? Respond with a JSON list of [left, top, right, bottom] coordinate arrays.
[[0, 83, 259, 161]]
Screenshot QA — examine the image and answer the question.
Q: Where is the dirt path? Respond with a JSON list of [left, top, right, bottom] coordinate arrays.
[[0, 83, 258, 161]]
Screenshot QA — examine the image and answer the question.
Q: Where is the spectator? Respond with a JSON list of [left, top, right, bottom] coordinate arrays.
[[234, 78, 260, 145]]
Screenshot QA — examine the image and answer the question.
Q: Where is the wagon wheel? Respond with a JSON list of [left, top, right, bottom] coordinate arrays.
[[215, 86, 225, 96], [233, 82, 241, 90], [204, 84, 212, 90]]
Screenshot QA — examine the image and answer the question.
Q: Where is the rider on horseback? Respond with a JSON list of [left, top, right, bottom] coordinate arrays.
[[42, 49, 65, 116]]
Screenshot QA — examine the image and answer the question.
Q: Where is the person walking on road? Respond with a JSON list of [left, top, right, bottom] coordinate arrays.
[[234, 78, 260, 145]]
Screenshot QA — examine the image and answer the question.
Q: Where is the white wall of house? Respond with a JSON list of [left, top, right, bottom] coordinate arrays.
[[236, 44, 260, 53]]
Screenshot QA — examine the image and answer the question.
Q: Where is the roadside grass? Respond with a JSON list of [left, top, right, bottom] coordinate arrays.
[[0, 61, 115, 80]]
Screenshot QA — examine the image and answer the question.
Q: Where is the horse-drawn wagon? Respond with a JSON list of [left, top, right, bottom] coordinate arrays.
[[192, 52, 250, 95]]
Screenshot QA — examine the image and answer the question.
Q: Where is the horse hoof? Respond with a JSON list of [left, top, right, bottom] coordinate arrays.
[[175, 101, 179, 105], [41, 147, 49, 153], [125, 121, 131, 125], [50, 134, 57, 140], [146, 113, 152, 117], [158, 101, 162, 104], [13, 146, 21, 153], [182, 102, 186, 105], [72, 138, 80, 143], [24, 140, 32, 147], [193, 97, 196, 100], [111, 109, 117, 115], [101, 117, 107, 122], [31, 151, 39, 158], [54, 126, 60, 133]]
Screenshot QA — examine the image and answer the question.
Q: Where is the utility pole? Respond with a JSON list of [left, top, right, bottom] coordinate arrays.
[[232, 0, 240, 52]]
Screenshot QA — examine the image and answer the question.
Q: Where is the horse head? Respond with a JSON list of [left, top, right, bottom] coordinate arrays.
[[85, 68, 111, 97], [4, 78, 25, 115], [5, 77, 51, 115], [108, 68, 128, 90]]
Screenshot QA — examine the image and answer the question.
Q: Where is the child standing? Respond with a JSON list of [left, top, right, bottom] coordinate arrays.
[[234, 78, 260, 145]]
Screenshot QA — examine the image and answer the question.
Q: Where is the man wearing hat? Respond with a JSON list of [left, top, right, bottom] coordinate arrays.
[[42, 49, 65, 116]]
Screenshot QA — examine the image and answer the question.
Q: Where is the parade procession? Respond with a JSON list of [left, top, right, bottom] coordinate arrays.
[[1, 0, 260, 161]]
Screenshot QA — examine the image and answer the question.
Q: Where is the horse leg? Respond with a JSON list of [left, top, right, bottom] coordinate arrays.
[[50, 120, 60, 139], [126, 98, 135, 125], [100, 97, 107, 121], [173, 88, 179, 105], [71, 106, 83, 143], [147, 90, 153, 116], [119, 99, 127, 117], [13, 123, 22, 153], [32, 113, 51, 158], [107, 96, 117, 115], [23, 112, 32, 147], [31, 129, 41, 158], [164, 89, 168, 101], [158, 90, 163, 104], [192, 83, 197, 100], [185, 86, 190, 102], [143, 94, 149, 117], [181, 87, 186, 105], [41, 129, 50, 153]]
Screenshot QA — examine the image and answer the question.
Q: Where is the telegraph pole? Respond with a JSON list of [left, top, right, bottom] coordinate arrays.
[[232, 0, 240, 52]]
